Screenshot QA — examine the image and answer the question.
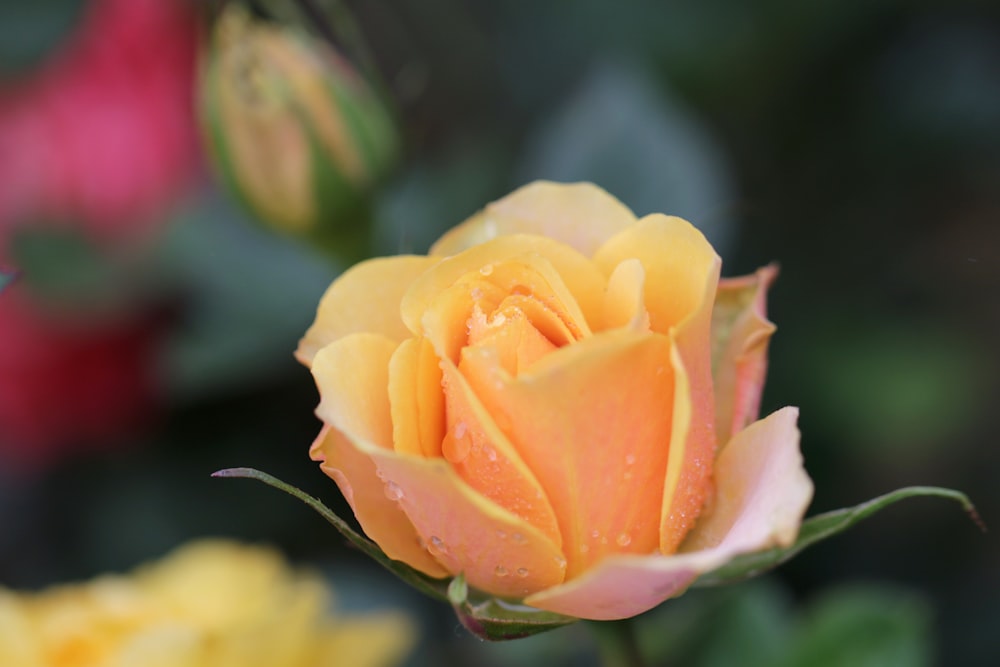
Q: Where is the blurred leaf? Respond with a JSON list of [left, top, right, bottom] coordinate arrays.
[[515, 61, 736, 255], [373, 141, 513, 254], [788, 587, 932, 667], [155, 192, 334, 400], [0, 268, 15, 293], [0, 0, 83, 72], [696, 486, 978, 587], [699, 582, 792, 667]]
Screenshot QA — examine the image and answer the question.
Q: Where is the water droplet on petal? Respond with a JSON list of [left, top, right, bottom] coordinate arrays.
[[443, 431, 471, 463], [479, 264, 494, 276], [471, 287, 484, 300], [485, 447, 498, 462], [624, 453, 637, 466], [511, 532, 527, 545], [580, 544, 590, 554], [616, 533, 632, 547], [495, 565, 509, 577], [496, 529, 508, 539], [554, 556, 567, 569], [383, 481, 404, 501], [590, 529, 601, 539], [516, 567, 529, 578], [427, 536, 447, 556], [453, 421, 468, 440]]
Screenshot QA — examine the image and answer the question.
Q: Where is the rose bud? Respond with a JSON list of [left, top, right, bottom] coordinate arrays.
[[199, 6, 398, 251]]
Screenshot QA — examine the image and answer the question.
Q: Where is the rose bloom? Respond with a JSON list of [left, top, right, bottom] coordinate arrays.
[[297, 182, 813, 620], [0, 0, 198, 249], [0, 540, 414, 667]]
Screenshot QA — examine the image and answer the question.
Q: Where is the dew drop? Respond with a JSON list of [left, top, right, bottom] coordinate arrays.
[[580, 544, 590, 554], [443, 432, 471, 463], [496, 529, 508, 540], [495, 565, 509, 577], [427, 536, 447, 556], [485, 447, 498, 462], [554, 556, 567, 569], [471, 287, 484, 300], [516, 567, 530, 578], [453, 421, 468, 440], [616, 533, 632, 547], [511, 532, 527, 545], [590, 529, 601, 539], [383, 481, 404, 501], [624, 453, 637, 466], [491, 312, 507, 326], [479, 264, 494, 276]]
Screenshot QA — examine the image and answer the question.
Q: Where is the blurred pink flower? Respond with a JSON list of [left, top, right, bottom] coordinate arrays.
[[0, 0, 199, 250], [0, 287, 166, 470]]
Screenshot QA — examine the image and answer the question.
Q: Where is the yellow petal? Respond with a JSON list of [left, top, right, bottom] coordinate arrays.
[[431, 181, 637, 257], [600, 258, 651, 332], [310, 335, 449, 576], [711, 265, 778, 447], [388, 337, 445, 458], [405, 235, 606, 354], [593, 214, 721, 337], [525, 407, 811, 620], [461, 330, 675, 579], [296, 255, 439, 366]]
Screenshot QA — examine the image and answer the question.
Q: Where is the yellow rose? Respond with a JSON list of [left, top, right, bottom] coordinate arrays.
[[297, 181, 813, 620], [0, 540, 414, 667]]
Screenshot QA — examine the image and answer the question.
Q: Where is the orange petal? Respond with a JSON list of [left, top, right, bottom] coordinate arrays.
[[296, 255, 439, 366], [405, 236, 606, 354], [431, 181, 637, 258], [593, 214, 721, 337], [312, 331, 566, 597], [439, 357, 563, 547], [525, 407, 811, 620], [711, 265, 778, 447], [364, 444, 568, 598], [310, 425, 449, 578], [461, 330, 675, 579], [388, 337, 445, 458]]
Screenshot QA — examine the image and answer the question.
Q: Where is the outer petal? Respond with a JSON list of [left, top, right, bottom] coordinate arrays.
[[296, 255, 439, 366], [309, 334, 448, 576], [311, 334, 566, 598], [461, 330, 675, 579], [431, 181, 637, 258], [310, 425, 449, 577], [524, 407, 812, 620], [594, 214, 722, 554], [711, 265, 778, 447]]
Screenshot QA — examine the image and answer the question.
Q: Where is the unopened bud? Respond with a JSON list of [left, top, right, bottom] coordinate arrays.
[[200, 6, 398, 246]]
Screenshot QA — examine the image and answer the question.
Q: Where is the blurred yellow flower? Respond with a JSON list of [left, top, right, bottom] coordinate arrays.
[[0, 540, 415, 667]]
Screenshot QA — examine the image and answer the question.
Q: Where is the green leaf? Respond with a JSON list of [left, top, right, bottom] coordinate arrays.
[[695, 486, 980, 587], [213, 466, 578, 640]]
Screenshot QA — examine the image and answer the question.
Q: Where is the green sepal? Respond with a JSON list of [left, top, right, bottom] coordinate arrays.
[[213, 466, 578, 640], [694, 485, 981, 587]]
